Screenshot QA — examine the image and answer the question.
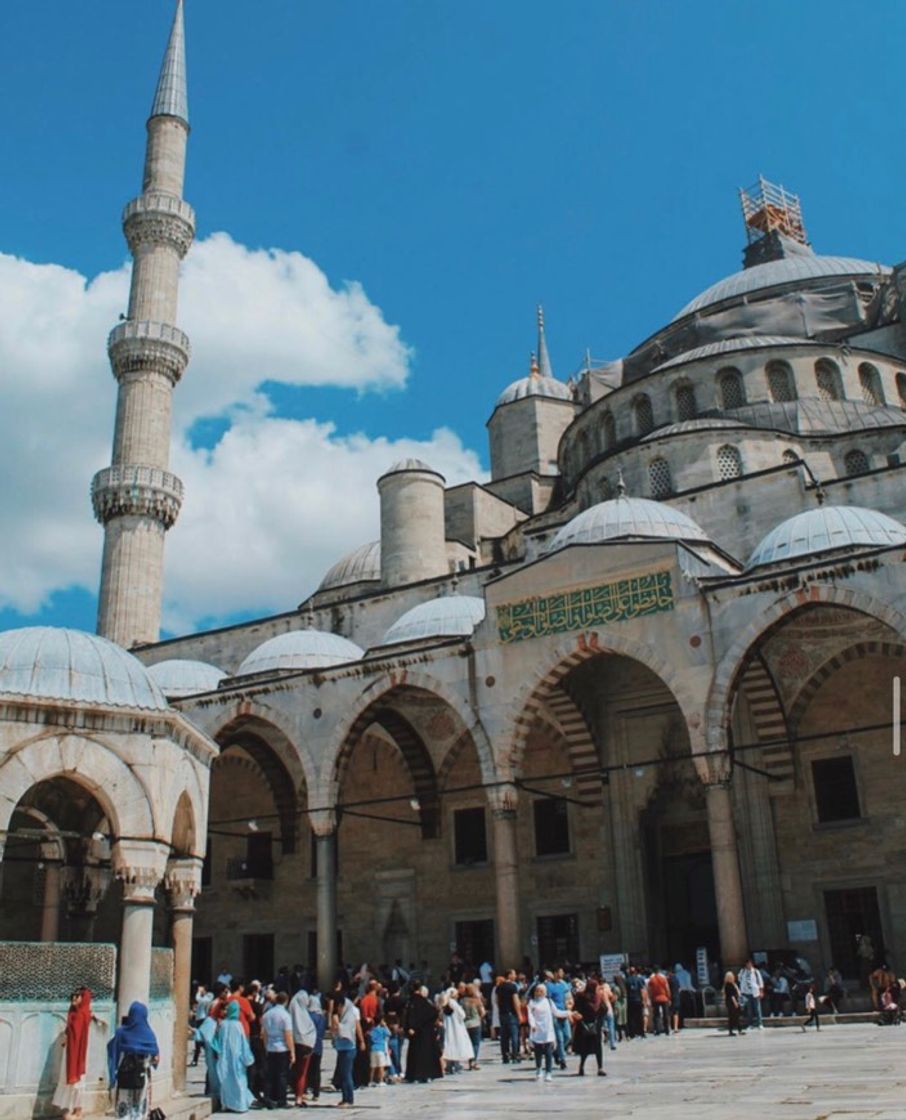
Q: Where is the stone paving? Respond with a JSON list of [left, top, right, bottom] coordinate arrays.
[[199, 1024, 906, 1120]]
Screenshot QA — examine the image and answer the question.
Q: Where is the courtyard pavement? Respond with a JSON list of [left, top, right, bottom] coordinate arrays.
[[198, 1024, 906, 1120]]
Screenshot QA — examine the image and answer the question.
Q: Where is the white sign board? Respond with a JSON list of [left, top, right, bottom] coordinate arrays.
[[695, 946, 709, 987], [599, 953, 625, 978], [787, 919, 818, 942]]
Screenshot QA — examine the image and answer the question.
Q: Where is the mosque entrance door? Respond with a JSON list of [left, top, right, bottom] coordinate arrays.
[[647, 818, 719, 967]]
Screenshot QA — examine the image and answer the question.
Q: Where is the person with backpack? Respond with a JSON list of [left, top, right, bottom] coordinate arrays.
[[107, 1003, 159, 1120]]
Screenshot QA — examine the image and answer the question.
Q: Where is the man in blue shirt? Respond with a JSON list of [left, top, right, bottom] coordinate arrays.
[[545, 969, 571, 1069]]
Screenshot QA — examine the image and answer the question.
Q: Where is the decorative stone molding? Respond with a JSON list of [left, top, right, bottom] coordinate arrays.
[[123, 192, 196, 257], [487, 782, 519, 815], [309, 808, 337, 837], [165, 857, 203, 912], [112, 839, 169, 904], [108, 319, 191, 385], [91, 464, 184, 528]]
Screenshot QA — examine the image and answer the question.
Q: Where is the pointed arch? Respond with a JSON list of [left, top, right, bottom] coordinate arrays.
[[788, 639, 906, 733]]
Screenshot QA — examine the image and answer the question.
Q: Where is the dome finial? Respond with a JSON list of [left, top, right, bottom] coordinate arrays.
[[616, 468, 627, 498], [529, 351, 540, 378], [537, 304, 553, 379]]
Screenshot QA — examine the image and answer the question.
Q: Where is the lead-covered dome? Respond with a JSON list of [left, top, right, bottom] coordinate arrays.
[[746, 505, 906, 570], [0, 627, 168, 710], [147, 658, 227, 697], [496, 375, 573, 407], [379, 458, 443, 479], [318, 541, 381, 592], [673, 255, 888, 322], [549, 497, 709, 552], [381, 595, 486, 646], [236, 629, 364, 676]]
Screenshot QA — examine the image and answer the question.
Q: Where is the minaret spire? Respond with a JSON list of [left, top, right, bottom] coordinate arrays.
[[150, 0, 188, 125], [92, 0, 195, 647], [537, 304, 553, 380]]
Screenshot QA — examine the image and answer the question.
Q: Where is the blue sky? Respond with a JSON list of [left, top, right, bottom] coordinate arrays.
[[1, 0, 904, 637]]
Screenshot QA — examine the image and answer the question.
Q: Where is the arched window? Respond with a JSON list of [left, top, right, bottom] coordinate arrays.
[[675, 382, 698, 421], [782, 449, 799, 465], [716, 444, 743, 480], [815, 358, 843, 402], [602, 411, 616, 450], [717, 367, 745, 409], [633, 394, 654, 435], [767, 360, 797, 402], [648, 457, 672, 497], [858, 363, 884, 407], [896, 372, 906, 408], [844, 449, 870, 476]]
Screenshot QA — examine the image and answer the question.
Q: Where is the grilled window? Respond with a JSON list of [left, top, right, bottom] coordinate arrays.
[[815, 359, 842, 402], [844, 449, 870, 476], [717, 444, 742, 480], [648, 457, 673, 497], [718, 368, 745, 409], [634, 395, 654, 435], [858, 363, 884, 407], [675, 383, 698, 421], [767, 361, 797, 402]]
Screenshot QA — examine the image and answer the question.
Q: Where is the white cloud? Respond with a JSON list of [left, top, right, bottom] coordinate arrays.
[[0, 235, 482, 630]]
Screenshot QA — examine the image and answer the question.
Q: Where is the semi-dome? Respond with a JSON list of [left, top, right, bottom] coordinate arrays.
[[318, 541, 381, 592], [549, 497, 709, 552], [381, 594, 486, 646], [496, 375, 573, 407], [0, 626, 168, 710], [236, 629, 364, 676], [147, 658, 227, 697], [746, 505, 906, 570], [672, 255, 888, 322]]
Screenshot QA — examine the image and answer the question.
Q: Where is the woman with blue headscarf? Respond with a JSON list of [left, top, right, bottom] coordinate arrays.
[[107, 1002, 159, 1120], [214, 1001, 255, 1112]]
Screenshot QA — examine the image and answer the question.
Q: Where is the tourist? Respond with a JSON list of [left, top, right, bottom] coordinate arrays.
[[723, 972, 743, 1037], [879, 984, 901, 1025], [214, 1002, 255, 1112], [625, 966, 646, 1039], [305, 994, 327, 1101], [403, 986, 441, 1083], [801, 983, 820, 1031], [226, 979, 254, 1037], [439, 988, 473, 1074], [191, 984, 213, 1066], [217, 965, 233, 987], [824, 967, 845, 1013], [196, 998, 222, 1104], [367, 1012, 391, 1086], [738, 959, 765, 1030], [647, 966, 671, 1035], [246, 981, 267, 1104], [572, 979, 605, 1077], [674, 962, 696, 1023], [667, 966, 681, 1033], [288, 989, 316, 1106], [261, 991, 295, 1108], [461, 982, 484, 1069], [599, 976, 618, 1051], [107, 1002, 159, 1120], [611, 977, 627, 1042], [856, 934, 875, 992], [769, 967, 791, 1017], [528, 982, 567, 1083], [869, 962, 896, 1011], [53, 987, 99, 1120], [496, 969, 521, 1063], [546, 969, 571, 1069], [331, 993, 364, 1108]]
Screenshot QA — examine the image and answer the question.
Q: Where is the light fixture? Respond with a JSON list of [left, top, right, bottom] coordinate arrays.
[[248, 820, 259, 832], [409, 798, 421, 812]]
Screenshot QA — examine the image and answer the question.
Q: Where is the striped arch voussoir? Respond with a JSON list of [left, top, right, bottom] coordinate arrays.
[[788, 640, 906, 733]]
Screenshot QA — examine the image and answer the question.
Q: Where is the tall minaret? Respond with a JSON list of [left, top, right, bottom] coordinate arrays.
[[92, 0, 194, 648]]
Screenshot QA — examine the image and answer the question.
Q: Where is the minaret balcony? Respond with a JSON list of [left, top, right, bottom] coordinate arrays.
[[123, 192, 196, 257], [91, 465, 184, 529], [108, 319, 191, 385]]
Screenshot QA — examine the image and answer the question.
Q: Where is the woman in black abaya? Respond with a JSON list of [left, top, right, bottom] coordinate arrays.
[[403, 987, 442, 1083]]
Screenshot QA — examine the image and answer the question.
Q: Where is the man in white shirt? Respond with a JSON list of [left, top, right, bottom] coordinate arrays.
[[262, 992, 296, 1107], [738, 959, 765, 1029]]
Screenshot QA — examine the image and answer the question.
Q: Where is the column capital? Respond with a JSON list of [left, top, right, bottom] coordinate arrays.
[[487, 782, 519, 817], [165, 856, 203, 912], [113, 839, 169, 904], [310, 809, 337, 837]]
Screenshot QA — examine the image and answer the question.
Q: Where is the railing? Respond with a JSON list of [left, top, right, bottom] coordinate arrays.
[[122, 192, 196, 227], [107, 319, 190, 354]]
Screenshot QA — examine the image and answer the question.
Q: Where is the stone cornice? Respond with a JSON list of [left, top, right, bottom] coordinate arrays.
[[108, 319, 190, 385], [91, 464, 184, 529]]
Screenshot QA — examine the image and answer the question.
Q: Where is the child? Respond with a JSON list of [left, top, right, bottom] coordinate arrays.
[[385, 1012, 403, 1082], [801, 983, 820, 1031], [368, 1014, 391, 1086]]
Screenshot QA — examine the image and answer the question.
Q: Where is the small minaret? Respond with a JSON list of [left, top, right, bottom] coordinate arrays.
[[92, 0, 194, 647], [537, 305, 553, 379]]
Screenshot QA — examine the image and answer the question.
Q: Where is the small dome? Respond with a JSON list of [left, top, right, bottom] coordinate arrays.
[[318, 541, 381, 592], [0, 627, 168, 711], [549, 497, 709, 552], [147, 658, 227, 698], [381, 595, 486, 646], [746, 505, 906, 570], [496, 375, 573, 407], [236, 629, 364, 676], [673, 256, 888, 322], [379, 458, 443, 479]]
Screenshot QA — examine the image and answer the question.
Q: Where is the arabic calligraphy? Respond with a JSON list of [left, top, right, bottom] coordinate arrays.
[[496, 570, 674, 643]]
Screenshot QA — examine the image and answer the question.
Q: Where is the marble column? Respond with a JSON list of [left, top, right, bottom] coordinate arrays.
[[113, 841, 168, 1018], [705, 782, 749, 968], [607, 769, 648, 955], [40, 856, 62, 943], [312, 811, 338, 994], [166, 858, 202, 1093], [489, 785, 522, 969]]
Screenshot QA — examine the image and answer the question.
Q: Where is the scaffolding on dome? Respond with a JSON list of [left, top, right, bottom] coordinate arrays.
[[739, 175, 809, 246]]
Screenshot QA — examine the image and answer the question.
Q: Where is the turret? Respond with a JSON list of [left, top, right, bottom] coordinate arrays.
[[92, 0, 193, 647], [378, 459, 448, 588]]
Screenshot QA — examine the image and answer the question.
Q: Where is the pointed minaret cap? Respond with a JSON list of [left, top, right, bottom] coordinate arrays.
[[150, 0, 189, 125], [537, 304, 553, 379]]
